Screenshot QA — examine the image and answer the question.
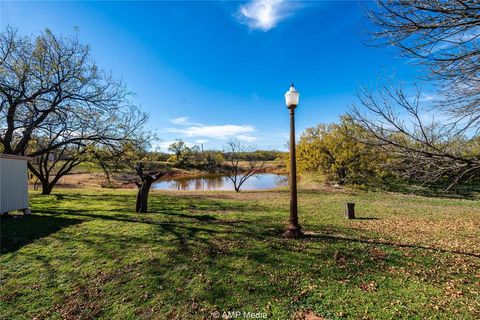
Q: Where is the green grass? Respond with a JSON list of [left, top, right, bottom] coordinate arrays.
[[1, 188, 479, 319]]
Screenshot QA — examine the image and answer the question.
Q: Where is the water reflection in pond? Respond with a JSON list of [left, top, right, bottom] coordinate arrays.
[[151, 174, 288, 191]]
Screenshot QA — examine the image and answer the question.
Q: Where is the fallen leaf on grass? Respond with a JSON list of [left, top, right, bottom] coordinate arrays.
[[369, 247, 388, 260], [359, 281, 378, 292], [293, 310, 325, 320]]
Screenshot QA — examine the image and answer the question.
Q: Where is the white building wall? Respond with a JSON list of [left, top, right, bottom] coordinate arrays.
[[0, 157, 29, 214]]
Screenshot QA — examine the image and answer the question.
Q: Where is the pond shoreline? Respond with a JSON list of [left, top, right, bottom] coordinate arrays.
[[151, 173, 288, 191], [29, 164, 288, 190]]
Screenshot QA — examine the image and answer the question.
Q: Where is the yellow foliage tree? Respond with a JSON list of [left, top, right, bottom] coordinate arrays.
[[296, 117, 391, 185]]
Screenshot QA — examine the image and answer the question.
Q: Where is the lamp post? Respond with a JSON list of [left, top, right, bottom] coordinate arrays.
[[283, 83, 304, 239]]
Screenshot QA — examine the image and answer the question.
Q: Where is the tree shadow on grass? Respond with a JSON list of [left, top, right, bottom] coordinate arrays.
[[304, 233, 480, 258], [35, 192, 264, 214], [31, 191, 270, 227], [5, 201, 479, 319], [155, 211, 218, 221], [33, 208, 223, 226], [132, 222, 479, 317], [1, 214, 83, 254]]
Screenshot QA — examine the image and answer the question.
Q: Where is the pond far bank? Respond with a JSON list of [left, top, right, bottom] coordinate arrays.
[[28, 161, 288, 190]]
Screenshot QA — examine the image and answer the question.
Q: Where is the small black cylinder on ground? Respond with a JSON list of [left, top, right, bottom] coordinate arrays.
[[345, 202, 355, 219]]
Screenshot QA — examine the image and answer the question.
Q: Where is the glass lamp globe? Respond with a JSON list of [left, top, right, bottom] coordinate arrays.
[[285, 83, 300, 107]]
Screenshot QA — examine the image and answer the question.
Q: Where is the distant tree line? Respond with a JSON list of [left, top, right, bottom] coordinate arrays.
[[145, 139, 283, 170]]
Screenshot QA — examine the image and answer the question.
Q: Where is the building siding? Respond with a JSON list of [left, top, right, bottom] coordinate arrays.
[[0, 158, 29, 214]]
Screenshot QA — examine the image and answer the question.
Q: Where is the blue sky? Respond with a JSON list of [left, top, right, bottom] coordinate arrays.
[[1, 0, 421, 151]]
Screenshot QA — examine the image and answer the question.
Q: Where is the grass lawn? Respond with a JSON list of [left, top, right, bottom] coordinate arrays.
[[1, 187, 479, 319]]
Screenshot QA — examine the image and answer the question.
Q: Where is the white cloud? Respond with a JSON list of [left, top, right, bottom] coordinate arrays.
[[237, 134, 257, 142], [407, 91, 442, 103], [237, 0, 299, 31], [165, 116, 258, 145], [419, 93, 436, 102], [170, 117, 191, 125], [172, 124, 255, 139]]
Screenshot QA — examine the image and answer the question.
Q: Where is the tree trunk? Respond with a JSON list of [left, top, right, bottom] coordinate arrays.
[[134, 163, 163, 213], [337, 168, 347, 185], [41, 180, 53, 195], [28, 162, 60, 195], [136, 181, 153, 213]]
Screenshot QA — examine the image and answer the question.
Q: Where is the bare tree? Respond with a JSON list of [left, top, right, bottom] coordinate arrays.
[[135, 163, 164, 213], [220, 140, 265, 192], [27, 137, 88, 195], [0, 28, 149, 194], [349, 82, 480, 190], [348, 2, 480, 189], [26, 118, 148, 194], [367, 0, 480, 130]]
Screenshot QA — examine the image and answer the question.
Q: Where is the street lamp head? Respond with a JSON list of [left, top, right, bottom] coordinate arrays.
[[285, 83, 299, 108]]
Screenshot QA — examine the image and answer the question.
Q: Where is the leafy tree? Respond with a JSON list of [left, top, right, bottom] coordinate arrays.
[[296, 117, 391, 185], [168, 140, 188, 163], [203, 150, 224, 168], [144, 151, 171, 162], [233, 150, 283, 161], [167, 139, 202, 167]]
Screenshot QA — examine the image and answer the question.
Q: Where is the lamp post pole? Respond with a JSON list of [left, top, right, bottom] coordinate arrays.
[[283, 84, 304, 239]]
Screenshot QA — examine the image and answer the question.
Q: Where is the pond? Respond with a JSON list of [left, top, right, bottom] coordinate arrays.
[[151, 173, 288, 191]]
